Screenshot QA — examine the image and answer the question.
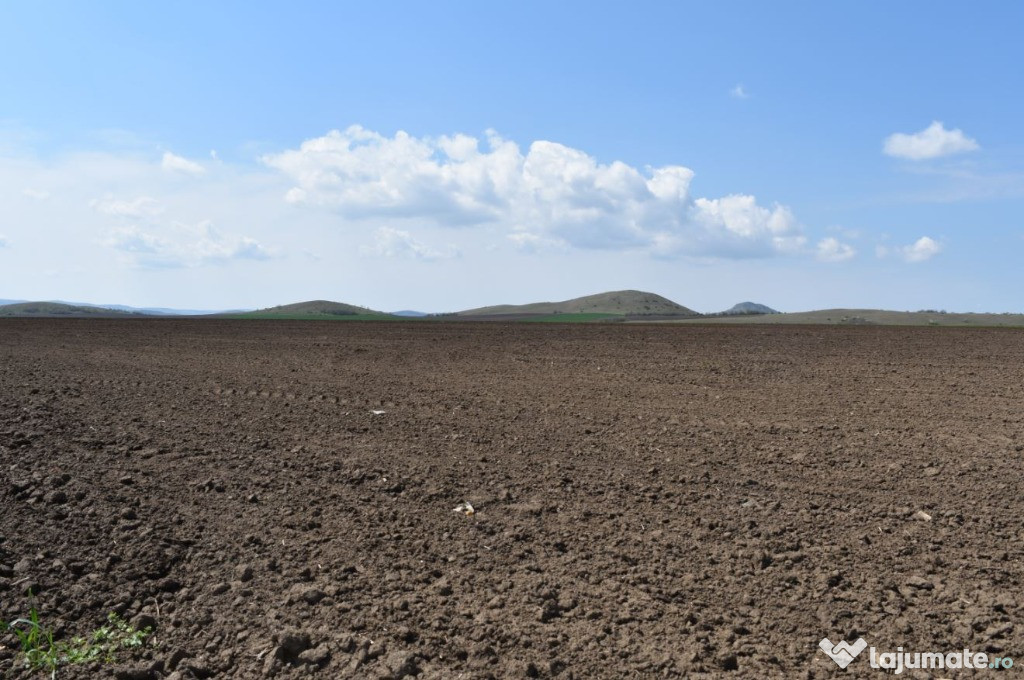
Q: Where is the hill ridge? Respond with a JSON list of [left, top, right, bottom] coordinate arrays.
[[233, 299, 392, 319], [457, 290, 697, 317], [0, 301, 141, 317]]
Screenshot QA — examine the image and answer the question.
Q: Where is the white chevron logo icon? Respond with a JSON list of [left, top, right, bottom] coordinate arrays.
[[819, 637, 868, 669]]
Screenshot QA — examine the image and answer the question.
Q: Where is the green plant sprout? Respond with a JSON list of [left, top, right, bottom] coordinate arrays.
[[2, 595, 152, 677]]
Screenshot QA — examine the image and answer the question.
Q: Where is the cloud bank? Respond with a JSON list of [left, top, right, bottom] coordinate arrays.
[[816, 237, 856, 262], [105, 221, 273, 268], [883, 121, 979, 160], [877, 236, 942, 263], [359, 226, 459, 261], [263, 126, 806, 259], [162, 151, 207, 176]]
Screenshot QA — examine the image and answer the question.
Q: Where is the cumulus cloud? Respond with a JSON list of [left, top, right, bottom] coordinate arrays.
[[876, 236, 942, 263], [0, 147, 284, 280], [883, 121, 979, 160], [900, 236, 942, 262], [730, 84, 750, 99], [264, 125, 805, 259], [90, 196, 163, 218], [106, 221, 273, 268], [161, 151, 207, 176], [816, 237, 856, 262], [360, 226, 459, 260], [507, 232, 568, 253]]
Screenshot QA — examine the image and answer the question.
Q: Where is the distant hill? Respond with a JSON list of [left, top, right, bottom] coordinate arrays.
[[722, 301, 779, 315], [457, 290, 697, 318], [674, 308, 1024, 327], [84, 303, 246, 316], [57, 301, 247, 316], [0, 302, 141, 317], [1, 299, 248, 315], [230, 300, 394, 320]]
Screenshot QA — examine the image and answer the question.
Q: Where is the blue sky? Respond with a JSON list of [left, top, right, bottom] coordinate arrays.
[[2, 1, 1022, 312]]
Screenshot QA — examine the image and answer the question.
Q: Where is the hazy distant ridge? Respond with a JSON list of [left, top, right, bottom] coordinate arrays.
[[457, 290, 697, 317], [722, 301, 779, 315], [0, 302, 140, 317]]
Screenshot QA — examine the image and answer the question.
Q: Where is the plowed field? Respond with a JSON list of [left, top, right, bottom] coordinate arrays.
[[1, 320, 1021, 678]]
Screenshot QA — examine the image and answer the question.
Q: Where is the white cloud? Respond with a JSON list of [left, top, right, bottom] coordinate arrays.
[[875, 236, 942, 263], [360, 226, 459, 260], [816, 237, 856, 262], [106, 221, 273, 268], [730, 84, 750, 99], [900, 236, 942, 262], [161, 151, 207, 176], [507, 232, 568, 253], [90, 196, 163, 218], [883, 121, 979, 160], [0, 234, 7, 248], [264, 125, 805, 259], [1, 147, 286, 282], [22, 188, 50, 200]]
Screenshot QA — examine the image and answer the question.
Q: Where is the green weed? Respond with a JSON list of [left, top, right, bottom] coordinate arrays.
[[2, 597, 152, 677]]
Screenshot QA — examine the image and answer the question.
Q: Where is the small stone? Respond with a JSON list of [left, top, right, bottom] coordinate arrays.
[[157, 578, 182, 593], [537, 602, 560, 623], [261, 653, 281, 677], [297, 643, 331, 666], [905, 575, 934, 590], [368, 641, 387, 660], [13, 558, 31, 573], [182, 661, 213, 678], [131, 613, 157, 632], [912, 510, 932, 521], [166, 649, 190, 670], [984, 622, 1014, 639], [556, 596, 577, 612], [302, 588, 326, 605], [120, 475, 135, 485], [383, 651, 417, 678], [348, 641, 370, 670], [277, 632, 310, 658], [234, 564, 254, 582], [211, 582, 230, 595], [113, 666, 153, 680]]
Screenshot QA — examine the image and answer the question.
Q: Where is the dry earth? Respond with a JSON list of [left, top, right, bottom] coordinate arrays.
[[1, 320, 1021, 678]]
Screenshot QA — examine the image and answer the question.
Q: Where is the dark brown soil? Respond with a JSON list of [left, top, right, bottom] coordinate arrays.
[[1, 320, 1021, 678]]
